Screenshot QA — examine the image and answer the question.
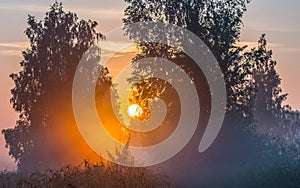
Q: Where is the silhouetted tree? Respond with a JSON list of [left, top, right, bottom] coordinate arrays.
[[121, 1, 300, 186], [123, 0, 255, 124], [2, 2, 111, 170], [245, 35, 300, 161], [243, 34, 286, 133]]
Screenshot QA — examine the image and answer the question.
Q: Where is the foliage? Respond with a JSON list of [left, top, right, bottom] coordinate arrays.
[[122, 0, 300, 186], [123, 0, 299, 147], [0, 161, 170, 188], [2, 2, 110, 170], [244, 34, 287, 122], [128, 78, 166, 121], [244, 34, 300, 160], [123, 0, 256, 124]]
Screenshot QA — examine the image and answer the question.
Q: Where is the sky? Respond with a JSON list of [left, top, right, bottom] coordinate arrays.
[[0, 0, 299, 171]]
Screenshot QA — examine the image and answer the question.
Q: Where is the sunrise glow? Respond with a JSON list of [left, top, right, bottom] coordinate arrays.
[[127, 104, 143, 118]]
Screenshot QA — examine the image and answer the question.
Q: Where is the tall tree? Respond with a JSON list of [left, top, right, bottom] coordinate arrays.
[[121, 0, 300, 186], [245, 34, 288, 133], [122, 0, 261, 179], [123, 0, 253, 122], [2, 2, 111, 170], [246, 35, 300, 160]]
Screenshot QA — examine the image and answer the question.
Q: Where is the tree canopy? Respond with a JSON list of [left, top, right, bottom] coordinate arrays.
[[2, 2, 111, 170], [122, 0, 300, 184]]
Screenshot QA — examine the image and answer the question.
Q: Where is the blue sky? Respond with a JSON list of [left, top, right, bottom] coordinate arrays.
[[0, 0, 299, 170]]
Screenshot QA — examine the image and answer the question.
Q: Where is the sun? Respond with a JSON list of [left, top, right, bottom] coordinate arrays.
[[127, 104, 143, 118]]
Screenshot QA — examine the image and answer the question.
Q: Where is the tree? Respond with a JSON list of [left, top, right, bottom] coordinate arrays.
[[123, 0, 254, 122], [2, 2, 111, 170], [246, 35, 300, 161], [121, 0, 289, 185], [244, 34, 288, 133], [121, 1, 300, 186]]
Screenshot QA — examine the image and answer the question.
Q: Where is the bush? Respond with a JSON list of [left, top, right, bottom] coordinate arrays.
[[0, 160, 170, 188]]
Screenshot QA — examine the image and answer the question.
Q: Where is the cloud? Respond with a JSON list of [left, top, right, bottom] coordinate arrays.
[[0, 42, 28, 49], [236, 41, 284, 50], [100, 41, 139, 58], [243, 21, 300, 33], [0, 42, 28, 57], [236, 41, 300, 56], [0, 40, 139, 59], [278, 48, 300, 53], [0, 3, 124, 33], [0, 4, 48, 13], [0, 3, 123, 20]]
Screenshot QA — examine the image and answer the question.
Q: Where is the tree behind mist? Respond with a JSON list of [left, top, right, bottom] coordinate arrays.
[[2, 2, 111, 170], [122, 0, 300, 186], [246, 34, 300, 162]]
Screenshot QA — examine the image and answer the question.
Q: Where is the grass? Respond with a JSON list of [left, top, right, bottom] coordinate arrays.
[[0, 160, 170, 188]]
